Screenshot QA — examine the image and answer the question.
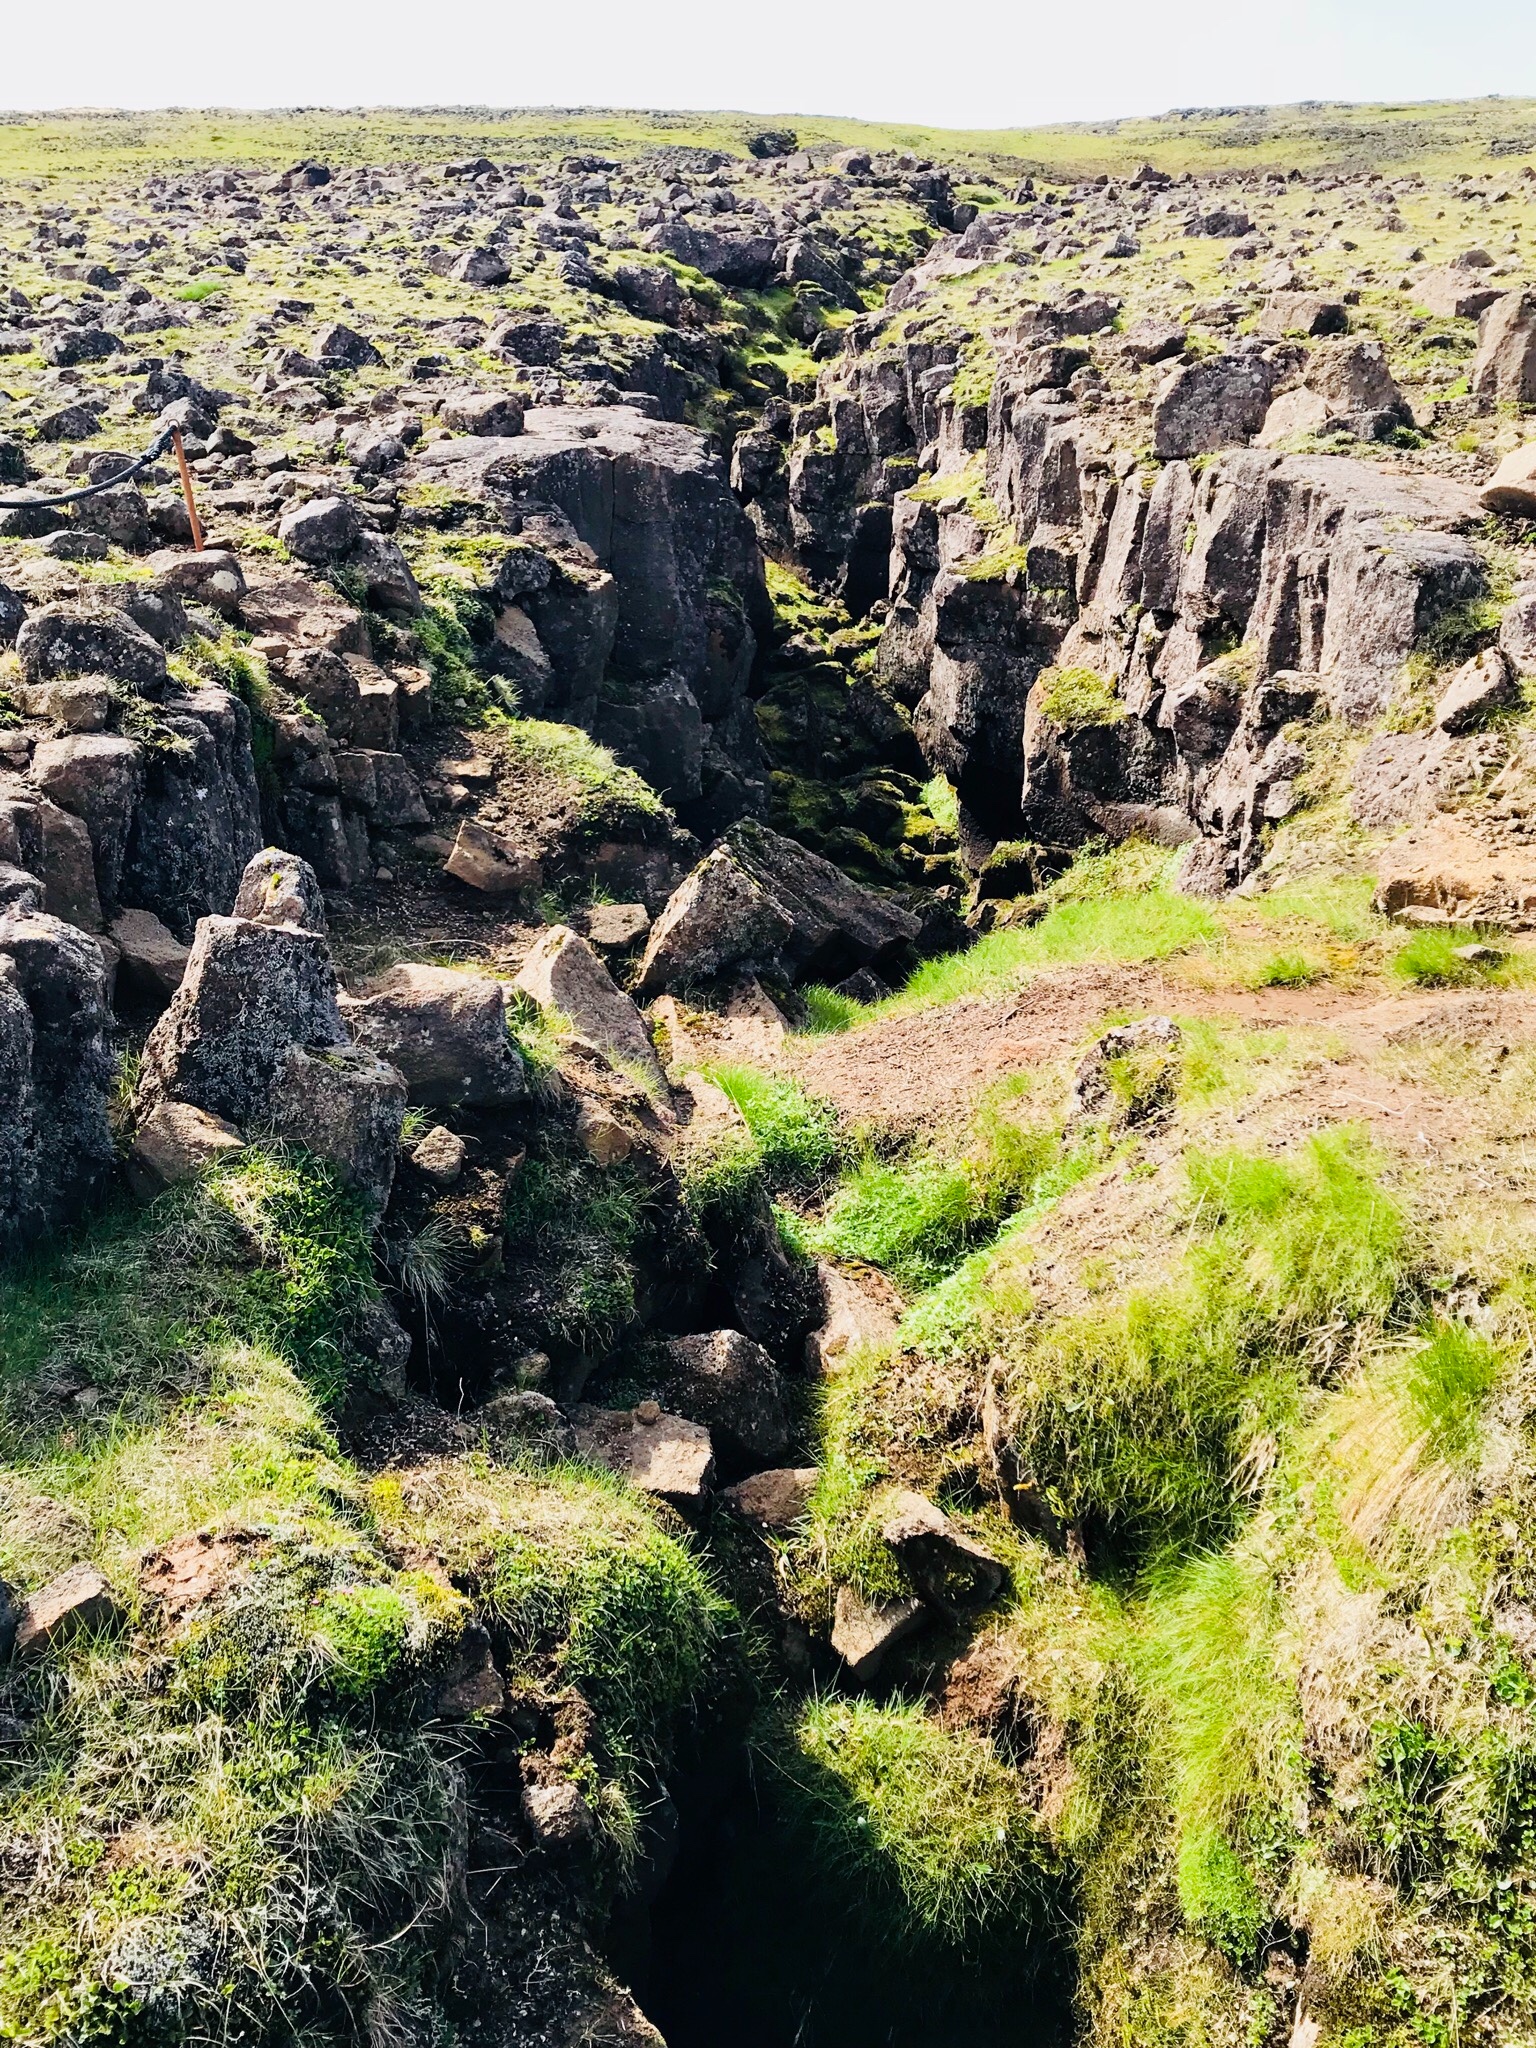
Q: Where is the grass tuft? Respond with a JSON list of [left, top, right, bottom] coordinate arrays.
[[774, 1696, 1058, 1946], [1392, 925, 1510, 988], [810, 1099, 1064, 1295], [999, 1127, 1408, 1560]]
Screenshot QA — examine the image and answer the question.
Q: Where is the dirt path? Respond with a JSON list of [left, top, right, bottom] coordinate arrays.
[[775, 964, 1464, 1132]]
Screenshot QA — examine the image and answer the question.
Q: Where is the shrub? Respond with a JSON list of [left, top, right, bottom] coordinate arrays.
[[413, 594, 492, 721], [1175, 1828, 1268, 1962]]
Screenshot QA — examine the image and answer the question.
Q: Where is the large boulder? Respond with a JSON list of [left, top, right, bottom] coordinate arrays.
[[15, 604, 168, 694], [878, 1488, 1006, 1611], [118, 689, 264, 940], [233, 847, 328, 933], [1502, 590, 1536, 672], [408, 407, 770, 821], [1305, 338, 1405, 417], [1415, 267, 1503, 322], [278, 496, 360, 564], [1473, 291, 1536, 408], [1240, 455, 1488, 723], [635, 848, 792, 997], [110, 907, 190, 1005], [1435, 648, 1519, 734], [444, 819, 542, 897], [127, 1099, 245, 1197], [514, 925, 665, 1093], [0, 784, 101, 930], [346, 531, 422, 616], [635, 820, 920, 995], [831, 1585, 926, 1682], [266, 1043, 406, 1209], [148, 547, 247, 619], [0, 911, 115, 1255], [29, 735, 144, 914], [441, 389, 525, 437], [659, 1329, 789, 1471], [135, 916, 348, 1129], [1153, 354, 1277, 460], [1481, 445, 1536, 519], [1260, 339, 1409, 442], [641, 221, 777, 286], [342, 963, 526, 1107], [314, 321, 383, 369], [12, 1563, 122, 1659]]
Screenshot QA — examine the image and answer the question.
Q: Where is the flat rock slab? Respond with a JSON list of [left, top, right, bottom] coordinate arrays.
[[722, 1467, 819, 1530], [410, 404, 723, 489], [514, 923, 666, 1093], [573, 1404, 715, 1503], [13, 1562, 121, 1658], [831, 1584, 926, 1682]]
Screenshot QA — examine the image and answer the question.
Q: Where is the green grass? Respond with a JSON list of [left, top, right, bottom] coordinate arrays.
[[1392, 925, 1511, 988], [1403, 1318, 1503, 1462], [922, 773, 960, 840], [371, 1458, 732, 1781], [500, 1143, 659, 1351], [1140, 1550, 1301, 1960], [0, 1148, 376, 1429], [1037, 665, 1127, 731], [0, 1142, 738, 2048], [1251, 950, 1323, 988], [494, 716, 670, 839], [0, 1166, 466, 2048], [902, 873, 1215, 1009], [680, 1067, 842, 1248], [811, 1103, 1061, 1294], [710, 1066, 842, 1195], [774, 1696, 1058, 1946], [798, 983, 864, 1034], [998, 1127, 1408, 1562]]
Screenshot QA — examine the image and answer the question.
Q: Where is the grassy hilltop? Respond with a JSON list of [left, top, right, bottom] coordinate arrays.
[[3, 95, 1536, 187]]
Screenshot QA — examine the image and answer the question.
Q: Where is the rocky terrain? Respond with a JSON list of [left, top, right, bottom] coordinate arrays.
[[8, 96, 1536, 2048]]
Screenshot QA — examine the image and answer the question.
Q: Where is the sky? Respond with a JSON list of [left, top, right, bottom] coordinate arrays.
[[4, 0, 1536, 129]]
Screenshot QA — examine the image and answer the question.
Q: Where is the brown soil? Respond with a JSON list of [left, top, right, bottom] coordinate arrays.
[[777, 964, 1413, 1133]]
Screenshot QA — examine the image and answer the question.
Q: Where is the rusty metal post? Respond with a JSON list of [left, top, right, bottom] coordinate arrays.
[[170, 428, 206, 553]]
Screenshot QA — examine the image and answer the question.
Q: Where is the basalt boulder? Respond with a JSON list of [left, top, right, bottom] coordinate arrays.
[[135, 915, 348, 1130], [0, 910, 115, 1256], [635, 820, 920, 995], [342, 963, 526, 1108]]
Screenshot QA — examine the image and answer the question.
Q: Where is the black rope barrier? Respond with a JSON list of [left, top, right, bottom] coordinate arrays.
[[0, 425, 177, 510]]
